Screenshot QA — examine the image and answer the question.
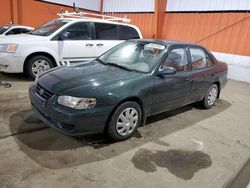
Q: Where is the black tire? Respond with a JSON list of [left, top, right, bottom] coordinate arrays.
[[202, 84, 219, 109], [24, 55, 54, 80], [107, 101, 142, 141]]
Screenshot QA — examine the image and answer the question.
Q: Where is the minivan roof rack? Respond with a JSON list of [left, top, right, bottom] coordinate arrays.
[[57, 11, 131, 23]]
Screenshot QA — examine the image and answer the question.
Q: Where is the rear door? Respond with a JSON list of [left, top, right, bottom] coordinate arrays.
[[152, 46, 193, 114], [188, 47, 215, 102], [93, 22, 121, 57]]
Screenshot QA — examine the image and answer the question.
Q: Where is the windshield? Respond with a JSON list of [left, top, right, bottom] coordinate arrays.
[[0, 25, 10, 34], [98, 41, 166, 73], [30, 19, 69, 36]]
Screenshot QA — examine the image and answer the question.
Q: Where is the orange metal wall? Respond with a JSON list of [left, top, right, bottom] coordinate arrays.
[[162, 12, 250, 56], [0, 0, 94, 27], [105, 13, 155, 38], [0, 0, 12, 24]]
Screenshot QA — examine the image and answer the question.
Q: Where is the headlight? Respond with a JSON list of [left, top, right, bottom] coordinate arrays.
[[0, 44, 18, 53], [58, 96, 96, 109]]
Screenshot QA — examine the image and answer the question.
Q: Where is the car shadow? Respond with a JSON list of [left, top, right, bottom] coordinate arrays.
[[0, 73, 31, 82], [9, 99, 231, 169]]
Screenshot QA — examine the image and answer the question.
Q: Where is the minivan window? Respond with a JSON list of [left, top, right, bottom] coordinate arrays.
[[94, 23, 118, 40], [30, 19, 69, 36], [0, 26, 10, 34], [119, 25, 140, 40], [6, 28, 22, 35], [60, 22, 91, 40]]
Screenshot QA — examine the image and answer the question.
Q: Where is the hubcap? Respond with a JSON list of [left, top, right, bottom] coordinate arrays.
[[32, 59, 51, 76], [207, 87, 217, 106], [116, 108, 138, 136]]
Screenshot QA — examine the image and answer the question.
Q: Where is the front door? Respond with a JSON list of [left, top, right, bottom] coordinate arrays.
[[57, 22, 95, 63], [152, 47, 193, 114]]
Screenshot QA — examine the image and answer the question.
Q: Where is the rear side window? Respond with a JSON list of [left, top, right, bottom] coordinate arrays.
[[94, 23, 118, 40], [62, 22, 91, 40], [119, 25, 140, 40], [6, 28, 22, 35], [20, 28, 32, 34], [190, 48, 208, 70]]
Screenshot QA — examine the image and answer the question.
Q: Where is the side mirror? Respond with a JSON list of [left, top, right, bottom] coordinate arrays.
[[59, 31, 70, 40], [158, 67, 177, 76]]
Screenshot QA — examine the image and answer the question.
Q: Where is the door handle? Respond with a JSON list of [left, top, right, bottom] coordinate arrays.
[[86, 43, 93, 47], [96, 43, 104, 47]]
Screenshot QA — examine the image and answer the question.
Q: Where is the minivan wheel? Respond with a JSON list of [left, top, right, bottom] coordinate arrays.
[[107, 101, 142, 141], [25, 55, 54, 80], [203, 84, 218, 109]]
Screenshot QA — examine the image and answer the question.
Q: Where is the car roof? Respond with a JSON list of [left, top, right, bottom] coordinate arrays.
[[57, 18, 138, 27], [0, 24, 33, 29], [129, 39, 204, 48]]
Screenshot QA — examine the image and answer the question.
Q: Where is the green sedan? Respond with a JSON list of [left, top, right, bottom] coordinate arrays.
[[29, 40, 228, 141]]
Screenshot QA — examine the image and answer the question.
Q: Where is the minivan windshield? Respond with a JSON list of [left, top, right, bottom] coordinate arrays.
[[30, 19, 69, 36], [98, 41, 166, 73], [0, 25, 10, 34]]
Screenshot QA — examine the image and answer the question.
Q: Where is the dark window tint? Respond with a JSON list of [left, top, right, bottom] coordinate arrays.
[[161, 48, 189, 72], [0, 26, 10, 34], [20, 28, 32, 33], [207, 55, 214, 67], [62, 22, 90, 40], [119, 25, 140, 40], [190, 48, 207, 70], [6, 28, 22, 35], [94, 23, 118, 40]]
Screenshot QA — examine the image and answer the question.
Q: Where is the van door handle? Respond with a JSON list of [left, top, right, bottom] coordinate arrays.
[[86, 43, 93, 47], [96, 43, 104, 47]]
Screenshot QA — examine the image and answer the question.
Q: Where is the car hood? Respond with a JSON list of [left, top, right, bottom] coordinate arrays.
[[0, 34, 45, 44], [38, 61, 143, 96]]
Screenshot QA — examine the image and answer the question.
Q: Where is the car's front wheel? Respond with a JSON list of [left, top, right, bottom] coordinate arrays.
[[203, 84, 219, 109], [107, 101, 142, 141], [25, 55, 54, 80]]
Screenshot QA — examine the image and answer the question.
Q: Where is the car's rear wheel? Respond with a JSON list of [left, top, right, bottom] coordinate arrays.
[[203, 84, 218, 109], [25, 55, 54, 80], [107, 101, 142, 141]]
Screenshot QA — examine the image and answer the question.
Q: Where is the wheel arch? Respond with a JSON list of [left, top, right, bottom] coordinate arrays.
[[23, 52, 58, 72], [103, 96, 146, 133], [213, 81, 221, 98]]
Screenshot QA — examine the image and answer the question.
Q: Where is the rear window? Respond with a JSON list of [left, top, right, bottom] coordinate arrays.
[[94, 23, 118, 40], [119, 25, 140, 40]]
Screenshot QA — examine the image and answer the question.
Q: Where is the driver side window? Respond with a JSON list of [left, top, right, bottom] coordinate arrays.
[[161, 48, 189, 72]]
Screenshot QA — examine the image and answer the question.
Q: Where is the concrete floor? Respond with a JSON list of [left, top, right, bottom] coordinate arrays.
[[0, 73, 250, 188]]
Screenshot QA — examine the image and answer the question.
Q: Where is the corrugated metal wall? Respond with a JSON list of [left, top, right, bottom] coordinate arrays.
[[162, 12, 250, 56], [40, 0, 101, 12], [103, 0, 155, 38], [166, 0, 250, 12], [103, 0, 154, 12]]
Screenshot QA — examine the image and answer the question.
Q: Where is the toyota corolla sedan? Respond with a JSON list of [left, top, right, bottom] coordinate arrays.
[[29, 40, 228, 141]]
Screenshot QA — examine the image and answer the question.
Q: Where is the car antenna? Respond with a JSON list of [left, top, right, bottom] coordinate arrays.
[[73, 2, 80, 13]]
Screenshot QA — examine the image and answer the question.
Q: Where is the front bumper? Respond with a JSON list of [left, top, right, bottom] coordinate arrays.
[[29, 84, 114, 136], [0, 52, 24, 73]]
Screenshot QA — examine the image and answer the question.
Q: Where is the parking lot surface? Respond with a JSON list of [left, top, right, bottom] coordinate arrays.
[[0, 73, 250, 188]]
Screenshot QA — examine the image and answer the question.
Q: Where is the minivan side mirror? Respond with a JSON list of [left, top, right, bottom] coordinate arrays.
[[158, 67, 177, 76], [59, 31, 70, 40]]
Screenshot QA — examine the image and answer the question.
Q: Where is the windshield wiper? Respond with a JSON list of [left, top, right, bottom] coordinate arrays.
[[96, 58, 107, 65], [106, 62, 132, 72]]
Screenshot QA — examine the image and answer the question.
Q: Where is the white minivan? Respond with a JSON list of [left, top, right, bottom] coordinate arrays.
[[0, 16, 142, 79]]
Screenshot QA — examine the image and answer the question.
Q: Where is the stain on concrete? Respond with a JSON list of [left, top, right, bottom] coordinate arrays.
[[131, 149, 212, 180], [133, 131, 143, 139]]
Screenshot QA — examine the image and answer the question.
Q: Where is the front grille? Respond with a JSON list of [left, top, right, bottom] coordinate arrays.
[[35, 84, 54, 100]]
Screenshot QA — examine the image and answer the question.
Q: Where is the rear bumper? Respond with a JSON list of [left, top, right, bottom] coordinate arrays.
[[29, 84, 113, 136], [0, 52, 24, 73]]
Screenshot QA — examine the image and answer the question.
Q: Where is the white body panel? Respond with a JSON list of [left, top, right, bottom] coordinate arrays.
[[0, 18, 142, 73]]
